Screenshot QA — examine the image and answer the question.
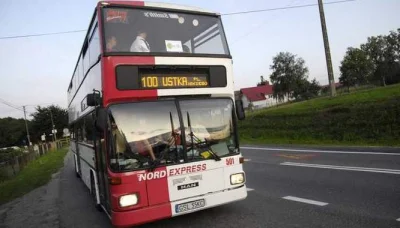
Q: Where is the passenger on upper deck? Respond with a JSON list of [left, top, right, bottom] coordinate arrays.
[[106, 36, 118, 52], [130, 30, 150, 52]]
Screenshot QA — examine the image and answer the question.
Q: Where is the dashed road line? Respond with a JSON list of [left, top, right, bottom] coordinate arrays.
[[281, 162, 400, 175], [246, 188, 254, 192], [396, 218, 400, 222], [244, 158, 251, 162], [282, 196, 328, 206], [241, 146, 400, 156]]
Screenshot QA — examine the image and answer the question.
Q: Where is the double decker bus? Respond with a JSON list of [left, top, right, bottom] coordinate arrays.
[[67, 1, 246, 227]]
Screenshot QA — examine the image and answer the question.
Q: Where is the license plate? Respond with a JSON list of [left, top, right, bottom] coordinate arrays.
[[175, 199, 206, 213]]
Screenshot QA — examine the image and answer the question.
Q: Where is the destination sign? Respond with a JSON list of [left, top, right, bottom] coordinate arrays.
[[140, 75, 209, 89]]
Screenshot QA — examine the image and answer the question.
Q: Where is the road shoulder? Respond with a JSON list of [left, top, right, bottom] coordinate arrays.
[[0, 157, 67, 228]]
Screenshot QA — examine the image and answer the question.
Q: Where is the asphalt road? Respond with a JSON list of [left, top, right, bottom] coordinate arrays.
[[59, 145, 400, 228]]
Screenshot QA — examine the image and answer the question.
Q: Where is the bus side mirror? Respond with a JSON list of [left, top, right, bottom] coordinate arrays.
[[87, 93, 101, 107], [235, 100, 245, 120], [95, 108, 107, 132]]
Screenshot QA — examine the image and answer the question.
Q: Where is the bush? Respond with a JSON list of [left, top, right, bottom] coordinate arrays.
[[0, 148, 23, 162]]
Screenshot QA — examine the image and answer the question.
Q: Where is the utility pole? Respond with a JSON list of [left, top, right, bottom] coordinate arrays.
[[318, 0, 336, 97], [22, 106, 31, 146], [49, 109, 57, 142]]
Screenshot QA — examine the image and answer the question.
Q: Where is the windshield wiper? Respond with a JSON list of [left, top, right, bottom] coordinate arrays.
[[148, 112, 179, 171], [186, 112, 221, 161], [170, 112, 179, 158]]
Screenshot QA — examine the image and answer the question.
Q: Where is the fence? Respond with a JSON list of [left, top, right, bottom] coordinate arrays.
[[0, 141, 66, 182]]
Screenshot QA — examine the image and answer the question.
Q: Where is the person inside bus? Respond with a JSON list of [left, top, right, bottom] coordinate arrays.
[[130, 30, 150, 52], [110, 119, 156, 168], [106, 36, 118, 52]]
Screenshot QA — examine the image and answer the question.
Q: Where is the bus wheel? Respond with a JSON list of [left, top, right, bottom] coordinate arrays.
[[90, 173, 103, 212]]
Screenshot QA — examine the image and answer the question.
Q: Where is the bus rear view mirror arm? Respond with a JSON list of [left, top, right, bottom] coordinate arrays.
[[235, 100, 245, 120]]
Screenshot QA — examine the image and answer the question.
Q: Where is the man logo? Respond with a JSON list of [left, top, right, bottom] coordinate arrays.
[[177, 182, 199, 190]]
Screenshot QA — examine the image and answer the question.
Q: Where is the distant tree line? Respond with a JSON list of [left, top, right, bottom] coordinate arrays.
[[339, 28, 400, 89], [0, 105, 68, 148], [267, 28, 399, 101]]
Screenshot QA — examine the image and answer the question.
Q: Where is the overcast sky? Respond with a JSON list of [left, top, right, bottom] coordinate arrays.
[[0, 0, 399, 119]]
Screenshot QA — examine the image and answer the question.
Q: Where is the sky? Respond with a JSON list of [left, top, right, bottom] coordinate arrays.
[[0, 0, 399, 119]]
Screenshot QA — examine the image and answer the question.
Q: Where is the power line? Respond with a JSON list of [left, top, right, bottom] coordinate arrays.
[[0, 98, 23, 111], [0, 98, 63, 113], [0, 0, 356, 40], [221, 0, 356, 16], [0, 29, 86, 40], [230, 0, 302, 45]]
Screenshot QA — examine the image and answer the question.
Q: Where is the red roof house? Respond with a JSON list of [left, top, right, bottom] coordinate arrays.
[[240, 84, 273, 102], [239, 83, 274, 109], [239, 81, 292, 109]]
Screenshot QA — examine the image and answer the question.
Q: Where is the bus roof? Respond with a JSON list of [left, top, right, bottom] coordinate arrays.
[[98, 1, 219, 15]]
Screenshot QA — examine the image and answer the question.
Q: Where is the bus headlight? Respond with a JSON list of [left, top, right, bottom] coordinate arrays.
[[230, 173, 245, 185], [119, 194, 138, 207]]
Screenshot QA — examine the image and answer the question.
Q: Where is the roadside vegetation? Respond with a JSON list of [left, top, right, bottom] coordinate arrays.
[[239, 84, 400, 146], [0, 105, 68, 149], [0, 147, 68, 205], [0, 148, 24, 163]]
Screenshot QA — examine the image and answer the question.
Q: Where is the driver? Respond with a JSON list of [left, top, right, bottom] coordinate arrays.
[[110, 121, 140, 169], [131, 118, 156, 161]]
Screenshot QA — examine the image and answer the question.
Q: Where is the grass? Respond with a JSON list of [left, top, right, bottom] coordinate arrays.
[[239, 84, 400, 146], [250, 83, 400, 116], [0, 147, 68, 205]]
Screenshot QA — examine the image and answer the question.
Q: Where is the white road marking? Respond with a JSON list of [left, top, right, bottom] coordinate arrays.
[[396, 218, 400, 222], [244, 158, 251, 162], [282, 196, 328, 206], [281, 162, 400, 175], [246, 188, 254, 192], [241, 146, 400, 156]]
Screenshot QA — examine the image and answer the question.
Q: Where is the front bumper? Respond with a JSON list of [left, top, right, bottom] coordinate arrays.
[[112, 185, 247, 227]]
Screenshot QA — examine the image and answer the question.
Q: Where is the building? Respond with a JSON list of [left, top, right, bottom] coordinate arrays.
[[239, 81, 290, 110]]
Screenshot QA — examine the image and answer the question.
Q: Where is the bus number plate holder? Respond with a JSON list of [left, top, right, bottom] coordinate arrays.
[[175, 199, 206, 213]]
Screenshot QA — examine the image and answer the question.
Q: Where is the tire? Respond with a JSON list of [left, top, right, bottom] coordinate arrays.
[[90, 174, 103, 212]]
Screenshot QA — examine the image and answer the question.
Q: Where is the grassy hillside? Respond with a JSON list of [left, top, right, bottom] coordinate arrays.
[[239, 84, 400, 146], [0, 148, 68, 205]]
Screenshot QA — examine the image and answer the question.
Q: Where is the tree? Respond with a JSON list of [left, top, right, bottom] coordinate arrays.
[[361, 35, 386, 85], [30, 105, 68, 142], [0, 118, 28, 148], [384, 29, 400, 84], [339, 47, 374, 90], [292, 78, 321, 101], [269, 52, 309, 101], [361, 29, 400, 86]]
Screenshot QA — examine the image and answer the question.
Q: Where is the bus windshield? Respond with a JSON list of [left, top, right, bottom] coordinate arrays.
[[103, 7, 230, 55], [108, 99, 238, 172]]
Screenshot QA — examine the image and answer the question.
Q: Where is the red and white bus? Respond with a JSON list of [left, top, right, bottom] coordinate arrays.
[[67, 1, 247, 227]]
